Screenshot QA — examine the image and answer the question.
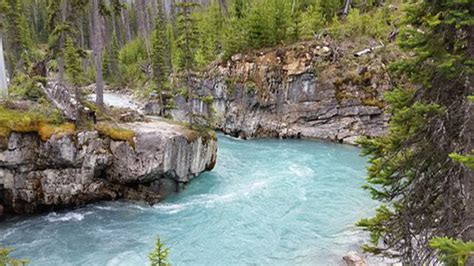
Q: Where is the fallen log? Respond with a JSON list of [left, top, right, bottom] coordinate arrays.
[[354, 44, 384, 57]]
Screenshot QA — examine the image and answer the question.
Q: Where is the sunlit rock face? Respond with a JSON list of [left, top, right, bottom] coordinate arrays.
[[170, 40, 393, 144], [0, 120, 217, 215]]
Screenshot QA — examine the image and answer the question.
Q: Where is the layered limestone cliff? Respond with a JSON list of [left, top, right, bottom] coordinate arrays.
[[0, 120, 217, 214], [171, 39, 396, 144]]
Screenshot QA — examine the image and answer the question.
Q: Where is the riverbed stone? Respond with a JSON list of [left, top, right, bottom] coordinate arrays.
[[343, 251, 367, 266]]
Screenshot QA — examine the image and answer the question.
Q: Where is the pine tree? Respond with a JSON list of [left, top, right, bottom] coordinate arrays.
[[175, 1, 200, 126], [271, 0, 289, 45], [148, 236, 170, 266], [64, 37, 83, 86], [109, 33, 119, 82], [151, 0, 170, 114], [357, 0, 473, 263], [195, 0, 224, 66], [92, 0, 104, 108], [1, 0, 33, 74], [246, 1, 272, 49]]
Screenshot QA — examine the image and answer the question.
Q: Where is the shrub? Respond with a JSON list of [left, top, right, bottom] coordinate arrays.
[[118, 38, 148, 87], [8, 73, 46, 100]]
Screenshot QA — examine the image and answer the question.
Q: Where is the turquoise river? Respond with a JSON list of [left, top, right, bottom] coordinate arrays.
[[0, 134, 377, 265]]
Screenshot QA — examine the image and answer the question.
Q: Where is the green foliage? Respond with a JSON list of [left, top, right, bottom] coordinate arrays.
[[149, 236, 171, 266], [175, 2, 200, 72], [450, 152, 474, 170], [330, 7, 390, 39], [103, 34, 120, 84], [357, 0, 474, 263], [1, 0, 34, 73], [118, 38, 147, 86], [195, 0, 224, 67], [64, 37, 84, 86], [0, 246, 29, 266], [8, 73, 45, 100], [430, 237, 474, 266], [151, 2, 169, 89]]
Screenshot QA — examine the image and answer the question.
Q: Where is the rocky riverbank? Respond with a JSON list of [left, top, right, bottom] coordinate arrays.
[[167, 39, 397, 144], [0, 119, 217, 215]]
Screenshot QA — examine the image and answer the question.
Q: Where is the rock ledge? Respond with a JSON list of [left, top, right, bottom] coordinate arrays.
[[0, 119, 217, 215]]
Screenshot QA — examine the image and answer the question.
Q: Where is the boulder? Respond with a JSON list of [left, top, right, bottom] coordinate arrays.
[[343, 251, 367, 266]]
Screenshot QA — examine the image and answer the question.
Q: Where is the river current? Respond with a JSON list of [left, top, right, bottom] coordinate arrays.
[[0, 134, 376, 265]]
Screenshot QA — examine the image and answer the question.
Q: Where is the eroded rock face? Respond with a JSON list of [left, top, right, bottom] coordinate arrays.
[[0, 120, 217, 215], [170, 40, 394, 144]]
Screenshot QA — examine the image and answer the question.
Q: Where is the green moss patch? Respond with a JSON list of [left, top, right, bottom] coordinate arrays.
[[96, 122, 135, 147]]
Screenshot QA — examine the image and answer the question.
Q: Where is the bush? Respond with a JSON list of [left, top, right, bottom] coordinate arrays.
[[8, 73, 46, 100], [118, 38, 148, 87], [330, 8, 390, 40]]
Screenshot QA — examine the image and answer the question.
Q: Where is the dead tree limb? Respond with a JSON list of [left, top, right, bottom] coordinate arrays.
[[354, 44, 385, 57]]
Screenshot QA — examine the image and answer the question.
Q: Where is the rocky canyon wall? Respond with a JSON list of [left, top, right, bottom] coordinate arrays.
[[171, 39, 396, 144]]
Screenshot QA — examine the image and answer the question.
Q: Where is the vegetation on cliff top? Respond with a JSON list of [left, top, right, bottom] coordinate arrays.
[[0, 103, 74, 142]]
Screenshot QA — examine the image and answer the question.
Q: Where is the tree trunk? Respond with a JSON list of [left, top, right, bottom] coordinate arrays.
[[463, 25, 474, 265], [0, 33, 8, 97], [121, 7, 132, 42], [58, 0, 68, 82], [219, 0, 228, 16], [342, 0, 352, 17], [136, 0, 147, 40], [92, 0, 104, 108], [112, 13, 123, 48]]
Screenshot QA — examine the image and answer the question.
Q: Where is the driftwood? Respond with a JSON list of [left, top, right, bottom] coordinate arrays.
[[354, 44, 384, 57]]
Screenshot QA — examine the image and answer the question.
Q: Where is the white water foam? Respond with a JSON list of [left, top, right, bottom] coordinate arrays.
[[45, 211, 93, 222], [154, 180, 268, 214], [288, 163, 314, 177]]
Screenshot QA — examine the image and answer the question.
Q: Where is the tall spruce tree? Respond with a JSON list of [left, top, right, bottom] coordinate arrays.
[[91, 0, 104, 108], [151, 0, 169, 115], [357, 0, 474, 264], [175, 1, 199, 126]]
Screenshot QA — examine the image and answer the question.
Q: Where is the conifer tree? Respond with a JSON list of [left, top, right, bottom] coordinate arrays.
[[151, 0, 169, 114], [92, 0, 104, 108], [1, 0, 33, 75], [175, 1, 200, 126], [64, 36, 84, 117], [64, 37, 83, 86], [148, 236, 170, 266], [357, 0, 473, 263]]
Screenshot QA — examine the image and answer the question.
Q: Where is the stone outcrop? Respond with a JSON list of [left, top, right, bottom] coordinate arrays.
[[171, 39, 396, 144], [0, 120, 217, 215]]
